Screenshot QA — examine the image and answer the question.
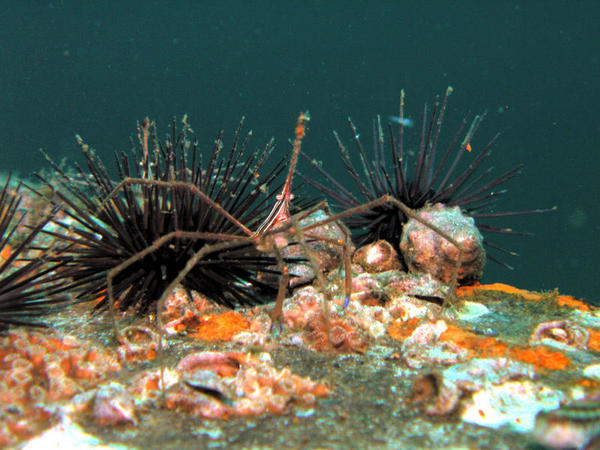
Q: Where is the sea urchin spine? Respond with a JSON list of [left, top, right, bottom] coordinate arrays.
[[0, 176, 69, 331], [303, 87, 551, 284], [35, 117, 290, 319]]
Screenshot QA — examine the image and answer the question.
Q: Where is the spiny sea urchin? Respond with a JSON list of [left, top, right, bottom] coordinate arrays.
[[303, 87, 550, 277], [35, 117, 291, 316], [0, 176, 68, 330]]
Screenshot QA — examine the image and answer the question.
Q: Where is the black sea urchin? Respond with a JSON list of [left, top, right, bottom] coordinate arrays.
[[35, 117, 289, 316], [303, 87, 549, 271], [0, 176, 68, 331]]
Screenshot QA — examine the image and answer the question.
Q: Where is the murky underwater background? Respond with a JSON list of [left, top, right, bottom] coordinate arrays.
[[2, 1, 599, 304], [2, 5, 600, 447]]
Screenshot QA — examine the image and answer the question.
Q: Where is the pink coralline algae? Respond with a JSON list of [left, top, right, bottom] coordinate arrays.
[[282, 286, 390, 352], [164, 351, 330, 418], [0, 328, 121, 446], [62, 350, 331, 424], [399, 203, 486, 284], [348, 272, 386, 306]]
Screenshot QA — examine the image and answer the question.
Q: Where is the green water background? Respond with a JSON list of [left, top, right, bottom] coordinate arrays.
[[1, 1, 598, 304]]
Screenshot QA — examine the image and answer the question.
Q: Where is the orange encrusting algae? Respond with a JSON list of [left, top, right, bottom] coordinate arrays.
[[576, 378, 600, 389], [389, 320, 571, 371], [387, 318, 421, 341], [555, 295, 590, 312], [457, 282, 540, 300], [189, 311, 251, 341], [441, 324, 570, 370], [440, 324, 508, 359], [508, 346, 570, 370], [457, 283, 591, 312], [587, 328, 600, 352]]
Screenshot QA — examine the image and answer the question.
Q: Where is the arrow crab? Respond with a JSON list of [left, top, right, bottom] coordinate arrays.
[[36, 88, 546, 352]]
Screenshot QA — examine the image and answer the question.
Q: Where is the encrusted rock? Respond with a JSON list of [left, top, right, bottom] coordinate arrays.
[[282, 285, 391, 352], [353, 240, 401, 273], [0, 329, 121, 445], [462, 380, 562, 432], [401, 320, 469, 369], [412, 357, 536, 416], [93, 382, 137, 426], [162, 351, 329, 418], [117, 325, 160, 362], [349, 272, 386, 306], [385, 272, 449, 318], [399, 203, 485, 284]]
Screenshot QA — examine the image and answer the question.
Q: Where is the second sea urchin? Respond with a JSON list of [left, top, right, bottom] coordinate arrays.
[[303, 87, 549, 283], [36, 117, 290, 316]]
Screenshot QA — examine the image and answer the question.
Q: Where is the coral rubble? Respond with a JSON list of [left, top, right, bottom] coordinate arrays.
[[400, 203, 486, 284], [166, 351, 329, 418], [0, 328, 120, 446]]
